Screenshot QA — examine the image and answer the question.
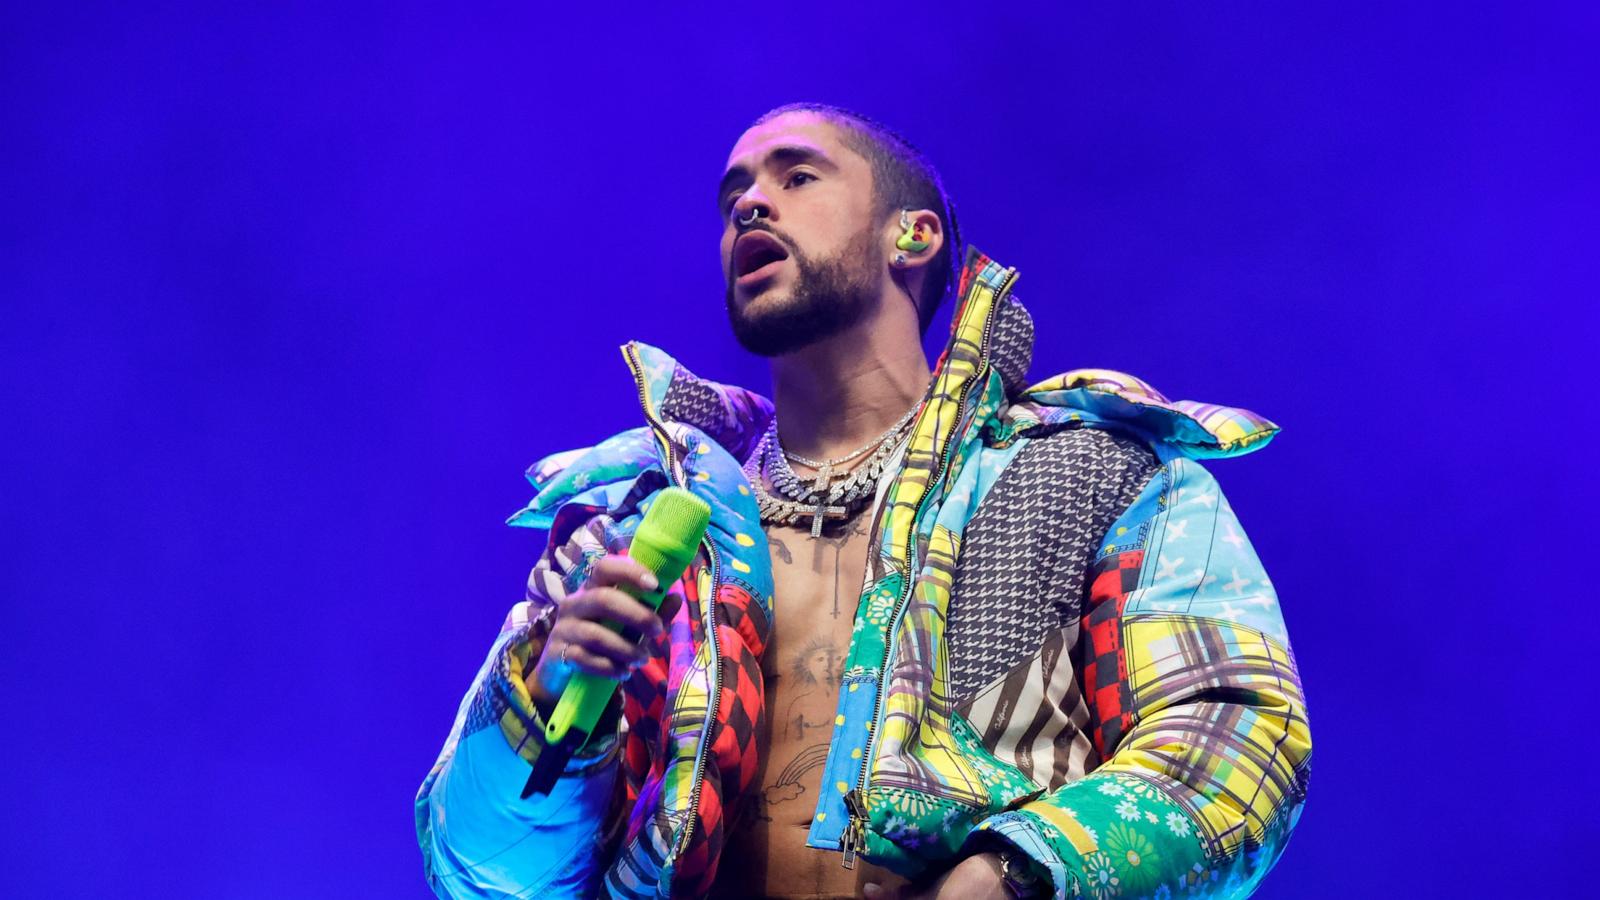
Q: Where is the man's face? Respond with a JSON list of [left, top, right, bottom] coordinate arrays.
[[718, 113, 885, 357]]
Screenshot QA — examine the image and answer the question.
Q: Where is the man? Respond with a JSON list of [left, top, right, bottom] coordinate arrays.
[[416, 104, 1311, 899]]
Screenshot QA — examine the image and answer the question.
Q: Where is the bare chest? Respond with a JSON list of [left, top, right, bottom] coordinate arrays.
[[764, 517, 872, 667], [715, 516, 907, 897], [761, 520, 873, 756]]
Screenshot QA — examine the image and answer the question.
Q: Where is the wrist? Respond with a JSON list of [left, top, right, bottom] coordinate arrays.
[[992, 846, 1046, 899]]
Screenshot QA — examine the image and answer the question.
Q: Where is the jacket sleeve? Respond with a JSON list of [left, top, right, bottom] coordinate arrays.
[[415, 515, 626, 899], [967, 456, 1311, 899]]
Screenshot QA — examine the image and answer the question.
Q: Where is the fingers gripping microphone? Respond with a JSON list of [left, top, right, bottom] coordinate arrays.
[[545, 488, 711, 744], [522, 487, 711, 798]]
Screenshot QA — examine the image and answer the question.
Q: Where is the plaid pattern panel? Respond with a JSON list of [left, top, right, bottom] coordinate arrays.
[[1101, 615, 1309, 860], [809, 246, 1027, 867]]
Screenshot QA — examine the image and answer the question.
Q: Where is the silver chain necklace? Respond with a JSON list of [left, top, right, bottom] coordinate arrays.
[[777, 403, 919, 497], [744, 407, 917, 538]]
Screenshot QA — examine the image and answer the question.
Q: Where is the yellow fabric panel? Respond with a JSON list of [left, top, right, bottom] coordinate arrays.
[[1020, 799, 1101, 856], [1102, 617, 1310, 857]]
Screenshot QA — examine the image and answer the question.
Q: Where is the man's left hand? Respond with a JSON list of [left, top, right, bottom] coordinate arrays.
[[862, 852, 1009, 900]]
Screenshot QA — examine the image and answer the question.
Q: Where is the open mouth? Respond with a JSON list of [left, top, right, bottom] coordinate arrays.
[[733, 231, 791, 283]]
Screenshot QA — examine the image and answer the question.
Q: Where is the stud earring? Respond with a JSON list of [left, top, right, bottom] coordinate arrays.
[[895, 209, 931, 252], [892, 252, 908, 267]]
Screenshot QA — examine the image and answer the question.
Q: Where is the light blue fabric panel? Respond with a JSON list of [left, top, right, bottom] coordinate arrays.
[[805, 668, 881, 850], [627, 342, 678, 412], [963, 812, 1071, 900], [423, 705, 617, 898], [1112, 459, 1289, 647]]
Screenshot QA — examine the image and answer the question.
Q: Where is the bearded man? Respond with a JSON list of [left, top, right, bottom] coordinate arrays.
[[417, 104, 1312, 899]]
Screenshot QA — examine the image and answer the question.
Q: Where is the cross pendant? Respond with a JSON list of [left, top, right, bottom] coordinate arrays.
[[811, 464, 832, 494], [809, 499, 848, 538]]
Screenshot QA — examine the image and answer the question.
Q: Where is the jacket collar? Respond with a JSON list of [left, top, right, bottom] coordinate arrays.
[[574, 245, 1275, 482]]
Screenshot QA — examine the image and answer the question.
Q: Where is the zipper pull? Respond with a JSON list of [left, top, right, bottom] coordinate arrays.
[[841, 790, 867, 870]]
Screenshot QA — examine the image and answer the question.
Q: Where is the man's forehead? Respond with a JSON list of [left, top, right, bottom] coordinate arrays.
[[723, 112, 855, 170]]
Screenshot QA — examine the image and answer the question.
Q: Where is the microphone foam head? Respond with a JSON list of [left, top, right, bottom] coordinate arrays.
[[631, 487, 712, 582]]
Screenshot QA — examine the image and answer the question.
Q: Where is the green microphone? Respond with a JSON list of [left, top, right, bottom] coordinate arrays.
[[522, 486, 711, 798]]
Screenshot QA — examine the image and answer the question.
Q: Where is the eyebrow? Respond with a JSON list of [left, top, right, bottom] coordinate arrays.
[[716, 144, 837, 211]]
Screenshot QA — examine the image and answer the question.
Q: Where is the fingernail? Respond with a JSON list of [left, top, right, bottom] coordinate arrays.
[[641, 572, 659, 590]]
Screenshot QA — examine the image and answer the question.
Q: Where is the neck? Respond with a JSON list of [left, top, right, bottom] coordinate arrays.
[[768, 299, 932, 462]]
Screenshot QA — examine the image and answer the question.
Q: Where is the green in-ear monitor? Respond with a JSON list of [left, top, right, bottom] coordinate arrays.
[[895, 208, 931, 252]]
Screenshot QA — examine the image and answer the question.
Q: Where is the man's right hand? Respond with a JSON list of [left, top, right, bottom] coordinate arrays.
[[526, 554, 667, 715]]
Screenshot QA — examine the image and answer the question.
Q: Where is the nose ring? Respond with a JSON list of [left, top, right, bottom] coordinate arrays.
[[737, 206, 768, 227]]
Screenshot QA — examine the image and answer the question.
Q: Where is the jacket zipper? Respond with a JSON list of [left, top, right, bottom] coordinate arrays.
[[675, 537, 723, 858], [621, 345, 726, 864], [841, 267, 1017, 868]]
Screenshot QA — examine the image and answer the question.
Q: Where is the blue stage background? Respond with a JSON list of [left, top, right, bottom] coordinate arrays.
[[3, 3, 1594, 897]]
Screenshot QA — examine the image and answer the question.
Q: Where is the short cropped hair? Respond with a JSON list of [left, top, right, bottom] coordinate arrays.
[[751, 103, 961, 334]]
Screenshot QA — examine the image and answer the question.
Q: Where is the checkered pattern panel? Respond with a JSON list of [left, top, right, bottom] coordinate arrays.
[[947, 427, 1158, 704], [989, 294, 1035, 397], [1079, 549, 1142, 756], [711, 624, 766, 793], [611, 560, 770, 894], [622, 627, 672, 779], [673, 769, 725, 897]]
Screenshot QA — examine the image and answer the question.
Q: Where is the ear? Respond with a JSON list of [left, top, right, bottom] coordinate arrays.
[[887, 208, 944, 269]]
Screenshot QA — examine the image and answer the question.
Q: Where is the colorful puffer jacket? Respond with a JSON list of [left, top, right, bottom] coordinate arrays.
[[416, 247, 1312, 899]]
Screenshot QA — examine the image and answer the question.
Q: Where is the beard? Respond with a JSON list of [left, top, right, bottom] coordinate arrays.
[[725, 225, 882, 358]]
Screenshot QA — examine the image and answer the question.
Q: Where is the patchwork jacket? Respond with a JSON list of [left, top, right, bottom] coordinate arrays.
[[416, 248, 1312, 899]]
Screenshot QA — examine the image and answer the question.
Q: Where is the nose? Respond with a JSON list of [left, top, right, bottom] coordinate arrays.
[[731, 188, 773, 228]]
